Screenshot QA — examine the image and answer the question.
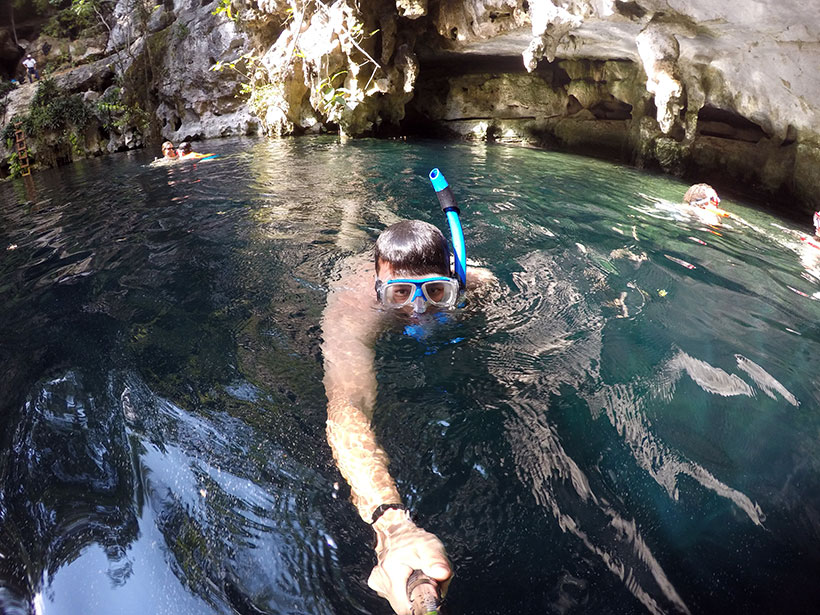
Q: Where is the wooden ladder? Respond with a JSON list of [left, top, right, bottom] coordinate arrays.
[[13, 120, 31, 176]]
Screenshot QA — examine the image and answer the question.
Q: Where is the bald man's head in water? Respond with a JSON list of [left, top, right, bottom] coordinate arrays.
[[683, 183, 720, 208]]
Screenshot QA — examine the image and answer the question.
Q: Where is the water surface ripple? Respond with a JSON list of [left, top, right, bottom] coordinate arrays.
[[1, 137, 819, 614]]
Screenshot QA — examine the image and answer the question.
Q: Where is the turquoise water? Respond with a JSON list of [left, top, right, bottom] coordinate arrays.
[[1, 137, 819, 614]]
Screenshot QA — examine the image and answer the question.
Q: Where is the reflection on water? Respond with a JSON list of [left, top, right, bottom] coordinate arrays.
[[2, 137, 820, 614]]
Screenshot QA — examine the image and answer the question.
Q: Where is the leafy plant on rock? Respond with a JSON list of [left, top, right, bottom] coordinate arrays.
[[318, 70, 349, 119], [41, 5, 99, 39], [96, 86, 150, 134], [25, 79, 91, 133], [3, 81, 93, 170], [212, 0, 238, 23]]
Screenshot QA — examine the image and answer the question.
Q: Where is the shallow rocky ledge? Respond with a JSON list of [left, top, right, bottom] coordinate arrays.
[[3, 0, 819, 213]]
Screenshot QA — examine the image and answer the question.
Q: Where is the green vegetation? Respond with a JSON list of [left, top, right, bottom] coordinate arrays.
[[2, 80, 93, 143], [2, 116, 23, 145], [42, 52, 73, 75], [69, 0, 112, 27], [96, 86, 150, 134], [0, 82, 17, 100], [2, 80, 93, 175], [41, 5, 98, 39], [26, 79, 92, 133], [174, 22, 190, 40], [12, 0, 68, 15], [318, 70, 350, 118], [6, 151, 23, 178], [37, 0, 114, 41], [211, 0, 238, 23]]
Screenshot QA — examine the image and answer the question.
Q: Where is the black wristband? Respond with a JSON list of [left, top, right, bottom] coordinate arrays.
[[370, 503, 405, 525]]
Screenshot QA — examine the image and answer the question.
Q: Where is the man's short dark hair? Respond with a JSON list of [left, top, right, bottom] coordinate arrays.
[[374, 220, 450, 277]]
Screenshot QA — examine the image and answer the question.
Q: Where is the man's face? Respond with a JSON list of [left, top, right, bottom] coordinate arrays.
[[376, 259, 456, 314]]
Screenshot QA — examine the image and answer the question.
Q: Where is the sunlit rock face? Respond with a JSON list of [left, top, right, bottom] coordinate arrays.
[[212, 0, 818, 209], [4, 0, 817, 208], [404, 0, 820, 209], [105, 0, 260, 142]]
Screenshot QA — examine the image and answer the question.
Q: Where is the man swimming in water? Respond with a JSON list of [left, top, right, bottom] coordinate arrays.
[[321, 216, 493, 615], [683, 183, 719, 208], [683, 183, 725, 225]]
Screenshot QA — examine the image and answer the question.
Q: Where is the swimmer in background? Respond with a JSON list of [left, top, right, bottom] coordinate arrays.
[[176, 141, 218, 161], [798, 212, 820, 279], [322, 216, 494, 615], [683, 183, 725, 225], [684, 183, 722, 210], [176, 142, 197, 159], [161, 141, 177, 159]]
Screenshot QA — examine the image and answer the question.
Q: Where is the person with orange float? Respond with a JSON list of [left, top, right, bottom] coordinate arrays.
[[177, 141, 218, 161]]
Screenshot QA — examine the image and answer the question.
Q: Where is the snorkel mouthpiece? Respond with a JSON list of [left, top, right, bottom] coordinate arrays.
[[430, 168, 458, 213], [429, 168, 467, 288]]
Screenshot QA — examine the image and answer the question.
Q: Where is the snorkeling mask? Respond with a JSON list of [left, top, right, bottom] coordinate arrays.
[[690, 195, 720, 207], [375, 276, 460, 313]]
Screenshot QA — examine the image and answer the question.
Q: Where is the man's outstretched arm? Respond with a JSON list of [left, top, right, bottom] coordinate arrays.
[[321, 258, 451, 615]]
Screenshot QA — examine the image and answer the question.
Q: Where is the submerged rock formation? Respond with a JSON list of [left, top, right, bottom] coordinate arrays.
[[2, 0, 819, 211]]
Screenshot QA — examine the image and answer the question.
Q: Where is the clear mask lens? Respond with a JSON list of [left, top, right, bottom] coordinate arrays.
[[383, 282, 416, 307], [420, 279, 458, 306]]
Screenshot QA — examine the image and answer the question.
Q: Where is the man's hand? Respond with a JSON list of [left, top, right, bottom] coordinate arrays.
[[368, 508, 452, 615]]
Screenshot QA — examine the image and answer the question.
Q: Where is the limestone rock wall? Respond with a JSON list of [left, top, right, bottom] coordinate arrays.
[[104, 0, 259, 141], [404, 1, 820, 210], [212, 0, 820, 210], [0, 0, 259, 174], [3, 0, 820, 211]]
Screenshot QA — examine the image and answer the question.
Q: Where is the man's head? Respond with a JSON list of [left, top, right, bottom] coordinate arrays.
[[374, 220, 450, 279], [374, 220, 456, 314], [178, 141, 192, 155], [683, 183, 719, 208]]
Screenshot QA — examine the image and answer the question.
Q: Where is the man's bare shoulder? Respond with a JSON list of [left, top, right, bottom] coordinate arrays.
[[327, 253, 379, 309], [464, 263, 496, 290]]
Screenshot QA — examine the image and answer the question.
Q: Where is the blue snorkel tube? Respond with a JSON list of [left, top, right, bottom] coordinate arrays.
[[429, 168, 467, 289]]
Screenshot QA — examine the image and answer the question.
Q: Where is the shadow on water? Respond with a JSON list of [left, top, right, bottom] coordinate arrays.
[[1, 137, 820, 614]]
